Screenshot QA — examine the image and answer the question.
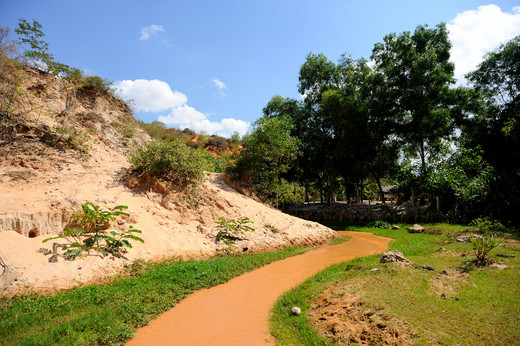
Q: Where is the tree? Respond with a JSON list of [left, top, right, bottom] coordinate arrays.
[[296, 53, 343, 204], [428, 147, 494, 221], [372, 24, 456, 177], [464, 35, 520, 170], [462, 35, 520, 225], [231, 115, 300, 208], [15, 19, 70, 76], [0, 27, 23, 117]]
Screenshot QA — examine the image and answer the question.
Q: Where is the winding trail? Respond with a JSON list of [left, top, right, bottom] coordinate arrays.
[[127, 231, 391, 345]]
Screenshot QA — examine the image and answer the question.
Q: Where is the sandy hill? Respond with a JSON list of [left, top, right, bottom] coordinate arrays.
[[0, 66, 334, 294]]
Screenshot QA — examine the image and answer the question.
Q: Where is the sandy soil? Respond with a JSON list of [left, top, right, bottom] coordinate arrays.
[[0, 66, 336, 294], [126, 231, 391, 345]]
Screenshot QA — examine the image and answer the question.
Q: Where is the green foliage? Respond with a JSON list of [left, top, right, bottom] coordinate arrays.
[[367, 220, 391, 229], [469, 234, 502, 267], [469, 217, 507, 234], [128, 139, 208, 183], [53, 125, 95, 155], [78, 75, 114, 95], [43, 202, 143, 259], [207, 135, 228, 150], [428, 147, 494, 221], [15, 19, 71, 76], [230, 131, 241, 143], [138, 120, 183, 142], [230, 115, 300, 207], [215, 217, 255, 246], [462, 35, 520, 225], [203, 151, 231, 173], [372, 23, 455, 173], [275, 179, 305, 205], [0, 27, 23, 117]]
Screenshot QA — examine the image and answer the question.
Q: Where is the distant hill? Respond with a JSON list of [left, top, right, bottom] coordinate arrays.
[[138, 121, 242, 158]]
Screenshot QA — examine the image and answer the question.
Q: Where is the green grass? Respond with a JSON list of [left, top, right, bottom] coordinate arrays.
[[0, 245, 313, 345], [329, 235, 351, 246], [270, 224, 520, 345]]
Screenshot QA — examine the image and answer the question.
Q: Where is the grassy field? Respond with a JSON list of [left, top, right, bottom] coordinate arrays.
[[0, 245, 318, 345], [270, 224, 520, 345]]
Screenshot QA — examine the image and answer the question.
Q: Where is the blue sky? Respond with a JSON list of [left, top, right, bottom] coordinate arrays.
[[1, 1, 520, 137]]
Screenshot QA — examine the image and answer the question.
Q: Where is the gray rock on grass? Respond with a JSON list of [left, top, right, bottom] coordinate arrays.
[[380, 250, 411, 264], [407, 224, 424, 233], [456, 234, 483, 243]]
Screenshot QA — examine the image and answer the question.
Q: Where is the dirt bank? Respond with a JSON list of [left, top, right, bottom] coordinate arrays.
[[0, 66, 335, 294]]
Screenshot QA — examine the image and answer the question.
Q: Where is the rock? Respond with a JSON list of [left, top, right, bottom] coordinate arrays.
[[37, 248, 52, 255], [456, 234, 483, 243], [437, 247, 446, 251], [291, 307, 301, 315], [421, 265, 435, 271], [392, 225, 400, 229], [456, 236, 470, 243], [490, 263, 509, 270], [379, 250, 410, 264], [496, 253, 515, 258], [407, 224, 424, 233]]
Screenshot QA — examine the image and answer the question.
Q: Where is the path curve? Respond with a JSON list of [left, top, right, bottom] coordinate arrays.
[[127, 231, 391, 345]]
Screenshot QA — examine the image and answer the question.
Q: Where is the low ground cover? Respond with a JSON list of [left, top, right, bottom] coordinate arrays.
[[0, 245, 315, 345], [270, 223, 520, 345]]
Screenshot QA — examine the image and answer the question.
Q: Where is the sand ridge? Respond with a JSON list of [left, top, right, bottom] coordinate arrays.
[[0, 66, 335, 294]]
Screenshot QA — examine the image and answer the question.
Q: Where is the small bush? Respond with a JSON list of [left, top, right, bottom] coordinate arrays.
[[79, 75, 114, 95], [43, 202, 143, 259], [208, 136, 228, 150], [464, 234, 502, 268], [215, 217, 255, 247], [53, 125, 95, 155], [368, 220, 391, 229], [469, 217, 507, 234], [128, 139, 208, 183]]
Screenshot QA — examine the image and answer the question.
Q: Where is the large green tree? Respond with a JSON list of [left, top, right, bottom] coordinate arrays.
[[372, 24, 456, 175], [464, 35, 520, 170], [461, 35, 520, 224], [231, 115, 300, 208]]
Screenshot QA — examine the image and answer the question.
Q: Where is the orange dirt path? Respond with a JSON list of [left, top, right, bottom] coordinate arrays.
[[126, 231, 391, 345]]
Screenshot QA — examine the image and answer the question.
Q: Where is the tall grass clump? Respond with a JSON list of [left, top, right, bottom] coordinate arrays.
[[128, 139, 209, 184]]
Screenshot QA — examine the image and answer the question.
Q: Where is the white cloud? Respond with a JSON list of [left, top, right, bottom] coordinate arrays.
[[116, 78, 249, 137], [212, 78, 227, 96], [212, 79, 227, 90], [158, 105, 250, 138], [115, 79, 187, 112], [139, 24, 165, 41], [448, 5, 520, 84]]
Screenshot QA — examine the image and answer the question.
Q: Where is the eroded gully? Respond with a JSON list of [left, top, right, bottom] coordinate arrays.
[[127, 231, 391, 345]]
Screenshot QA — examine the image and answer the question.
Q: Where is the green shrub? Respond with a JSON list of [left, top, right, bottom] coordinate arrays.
[[215, 217, 255, 247], [43, 202, 143, 259], [53, 125, 95, 155], [469, 217, 507, 234], [469, 234, 502, 267], [368, 220, 391, 229], [79, 75, 114, 95], [128, 139, 208, 183]]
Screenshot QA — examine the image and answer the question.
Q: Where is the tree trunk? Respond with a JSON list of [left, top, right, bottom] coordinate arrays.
[[375, 175, 386, 204], [419, 141, 426, 172]]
